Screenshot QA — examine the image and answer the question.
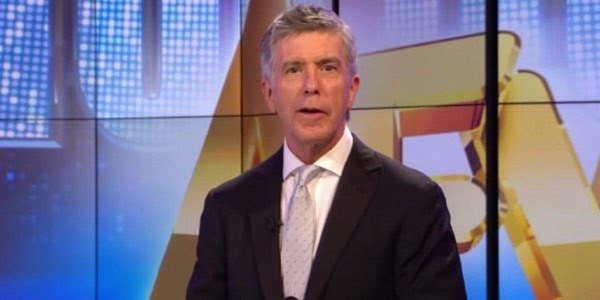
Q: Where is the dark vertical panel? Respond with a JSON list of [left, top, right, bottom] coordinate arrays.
[[485, 0, 499, 300]]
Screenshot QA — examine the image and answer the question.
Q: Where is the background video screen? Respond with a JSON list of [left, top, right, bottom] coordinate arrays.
[[1, 1, 598, 299]]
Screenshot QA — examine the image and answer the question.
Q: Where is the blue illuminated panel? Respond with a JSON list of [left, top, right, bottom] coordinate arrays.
[[460, 0, 485, 33], [78, 0, 221, 145], [78, 0, 221, 117], [161, 0, 220, 112], [0, 1, 50, 139], [499, 0, 540, 64], [461, 0, 541, 63], [567, 0, 600, 100], [384, 0, 439, 43], [78, 0, 142, 117], [0, 120, 96, 298]]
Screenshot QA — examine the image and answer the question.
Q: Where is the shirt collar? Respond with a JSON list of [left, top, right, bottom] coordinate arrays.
[[283, 126, 354, 180]]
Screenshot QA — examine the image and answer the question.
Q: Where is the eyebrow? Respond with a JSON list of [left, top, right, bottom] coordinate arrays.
[[315, 57, 341, 66], [281, 57, 342, 69]]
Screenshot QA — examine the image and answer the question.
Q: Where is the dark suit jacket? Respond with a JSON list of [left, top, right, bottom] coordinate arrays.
[[187, 137, 466, 299]]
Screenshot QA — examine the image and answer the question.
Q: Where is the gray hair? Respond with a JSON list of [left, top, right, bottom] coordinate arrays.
[[259, 5, 357, 82]]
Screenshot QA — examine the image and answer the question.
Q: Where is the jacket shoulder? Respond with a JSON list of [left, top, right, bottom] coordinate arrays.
[[377, 152, 436, 186], [206, 149, 282, 207]]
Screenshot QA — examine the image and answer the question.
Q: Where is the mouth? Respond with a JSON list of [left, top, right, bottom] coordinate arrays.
[[298, 107, 325, 115]]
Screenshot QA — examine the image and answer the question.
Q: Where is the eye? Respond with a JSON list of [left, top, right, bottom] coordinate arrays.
[[322, 64, 338, 72], [285, 66, 301, 74]]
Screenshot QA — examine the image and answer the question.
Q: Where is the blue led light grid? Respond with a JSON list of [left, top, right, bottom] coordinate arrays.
[[0, 1, 51, 139]]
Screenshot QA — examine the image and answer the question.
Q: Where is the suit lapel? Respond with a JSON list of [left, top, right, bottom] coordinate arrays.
[[248, 149, 284, 300], [305, 137, 382, 300]]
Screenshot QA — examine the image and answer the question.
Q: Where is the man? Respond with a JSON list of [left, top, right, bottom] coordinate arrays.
[[187, 5, 466, 300]]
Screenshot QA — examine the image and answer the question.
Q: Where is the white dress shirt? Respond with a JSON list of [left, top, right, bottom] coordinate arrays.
[[281, 126, 354, 256]]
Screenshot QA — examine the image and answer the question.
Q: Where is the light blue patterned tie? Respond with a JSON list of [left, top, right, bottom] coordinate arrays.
[[281, 165, 321, 300]]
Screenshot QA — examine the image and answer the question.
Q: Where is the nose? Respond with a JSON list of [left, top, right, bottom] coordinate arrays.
[[303, 67, 319, 95]]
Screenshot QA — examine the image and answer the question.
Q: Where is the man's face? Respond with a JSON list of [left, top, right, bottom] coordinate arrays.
[[262, 31, 360, 153]]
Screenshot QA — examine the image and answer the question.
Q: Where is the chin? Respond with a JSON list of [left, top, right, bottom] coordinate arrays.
[[294, 129, 336, 146]]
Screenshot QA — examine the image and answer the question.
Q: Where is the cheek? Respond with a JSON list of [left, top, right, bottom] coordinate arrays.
[[333, 84, 352, 107], [274, 85, 299, 107]]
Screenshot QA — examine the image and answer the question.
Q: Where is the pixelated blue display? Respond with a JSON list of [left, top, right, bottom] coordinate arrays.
[[77, 0, 220, 145], [161, 0, 219, 111], [459, 0, 600, 101], [0, 1, 50, 139], [78, 0, 143, 118], [384, 0, 439, 44], [462, 0, 542, 35], [0, 120, 97, 299], [499, 0, 540, 64], [460, 0, 485, 32], [567, 0, 600, 100]]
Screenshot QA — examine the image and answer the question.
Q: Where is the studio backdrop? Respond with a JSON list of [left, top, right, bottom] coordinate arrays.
[[1, 0, 599, 299]]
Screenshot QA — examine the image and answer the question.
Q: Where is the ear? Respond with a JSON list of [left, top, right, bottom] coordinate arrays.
[[347, 74, 360, 108], [261, 77, 276, 113]]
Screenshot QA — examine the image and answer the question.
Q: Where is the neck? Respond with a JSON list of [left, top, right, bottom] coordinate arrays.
[[287, 128, 345, 164]]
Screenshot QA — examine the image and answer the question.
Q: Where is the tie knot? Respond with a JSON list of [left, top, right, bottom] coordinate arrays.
[[296, 165, 321, 187]]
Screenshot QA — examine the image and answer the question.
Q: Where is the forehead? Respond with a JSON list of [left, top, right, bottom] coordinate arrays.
[[273, 31, 345, 63]]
